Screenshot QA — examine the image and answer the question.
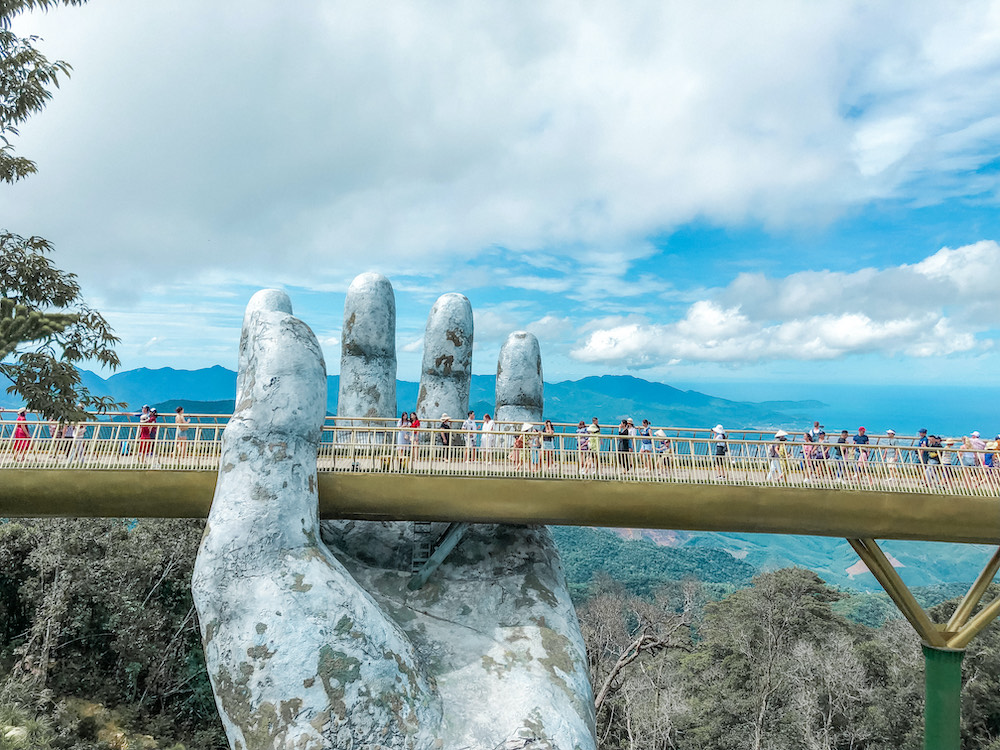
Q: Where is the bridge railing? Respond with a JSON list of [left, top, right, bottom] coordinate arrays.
[[0, 414, 996, 497]]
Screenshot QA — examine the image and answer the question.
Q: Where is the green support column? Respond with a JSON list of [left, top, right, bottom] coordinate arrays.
[[923, 644, 964, 750]]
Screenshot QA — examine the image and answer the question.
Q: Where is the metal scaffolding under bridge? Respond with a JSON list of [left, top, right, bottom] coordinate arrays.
[[1, 414, 999, 750]]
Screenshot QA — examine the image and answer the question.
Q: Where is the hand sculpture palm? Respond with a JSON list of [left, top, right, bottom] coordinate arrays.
[[192, 287, 595, 749]]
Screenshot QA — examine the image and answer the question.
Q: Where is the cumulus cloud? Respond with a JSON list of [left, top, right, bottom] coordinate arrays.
[[8, 0, 1000, 303], [572, 241, 996, 365]]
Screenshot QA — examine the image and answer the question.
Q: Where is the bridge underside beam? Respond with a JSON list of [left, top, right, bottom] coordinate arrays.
[[2, 469, 999, 545], [847, 538, 1000, 650]]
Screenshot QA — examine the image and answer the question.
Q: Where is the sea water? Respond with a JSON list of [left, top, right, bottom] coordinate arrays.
[[675, 381, 1000, 440]]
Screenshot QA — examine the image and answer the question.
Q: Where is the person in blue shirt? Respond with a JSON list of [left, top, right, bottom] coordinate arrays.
[[852, 426, 870, 482]]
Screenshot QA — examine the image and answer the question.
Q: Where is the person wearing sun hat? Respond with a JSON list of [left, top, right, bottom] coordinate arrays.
[[585, 420, 601, 473], [882, 428, 900, 481], [654, 429, 672, 474], [711, 424, 728, 480], [766, 430, 789, 483], [438, 413, 452, 462]]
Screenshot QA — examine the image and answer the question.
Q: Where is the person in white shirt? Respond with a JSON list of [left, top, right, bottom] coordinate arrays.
[[480, 414, 495, 464], [462, 411, 477, 462]]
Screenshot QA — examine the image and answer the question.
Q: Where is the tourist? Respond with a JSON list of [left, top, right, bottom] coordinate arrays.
[[12, 407, 31, 462], [617, 418, 632, 473], [511, 425, 526, 469], [175, 406, 190, 458], [712, 424, 728, 480], [542, 419, 556, 470], [638, 419, 653, 471], [802, 431, 816, 480], [70, 409, 88, 463], [590, 418, 602, 453], [853, 426, 870, 482], [882, 428, 900, 482], [960, 435, 979, 467], [834, 429, 849, 479], [481, 414, 495, 465], [767, 430, 789, 483], [529, 424, 541, 472], [409, 412, 421, 462], [924, 434, 943, 486], [462, 411, 477, 462], [438, 414, 452, 462], [813, 431, 830, 479], [138, 406, 153, 461], [654, 429, 672, 474], [970, 430, 987, 464], [575, 420, 589, 473], [61, 421, 75, 458], [586, 422, 601, 473], [917, 428, 929, 466], [808, 420, 824, 441], [396, 411, 411, 464]]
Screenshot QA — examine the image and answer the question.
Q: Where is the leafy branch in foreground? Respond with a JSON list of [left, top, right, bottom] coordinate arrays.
[[0, 234, 124, 420], [1, 0, 124, 421]]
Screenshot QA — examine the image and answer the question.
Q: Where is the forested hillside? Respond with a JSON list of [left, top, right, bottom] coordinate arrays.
[[1, 519, 999, 749]]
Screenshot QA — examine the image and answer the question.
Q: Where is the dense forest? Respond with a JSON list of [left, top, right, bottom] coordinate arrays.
[[0, 520, 998, 749]]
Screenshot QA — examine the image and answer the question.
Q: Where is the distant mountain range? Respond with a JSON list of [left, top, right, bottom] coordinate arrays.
[[2, 365, 978, 591], [6, 365, 820, 431]]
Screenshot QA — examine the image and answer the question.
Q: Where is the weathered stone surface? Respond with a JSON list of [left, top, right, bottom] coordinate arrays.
[[338, 272, 396, 421], [193, 289, 440, 750], [324, 298, 594, 749], [196, 283, 595, 750], [415, 293, 473, 423], [496, 331, 544, 426]]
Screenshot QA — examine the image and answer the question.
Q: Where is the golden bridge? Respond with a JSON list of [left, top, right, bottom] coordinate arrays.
[[1, 412, 998, 749]]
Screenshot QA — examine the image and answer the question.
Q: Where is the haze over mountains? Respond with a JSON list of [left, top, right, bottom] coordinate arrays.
[[4, 365, 985, 592], [41, 365, 821, 429]]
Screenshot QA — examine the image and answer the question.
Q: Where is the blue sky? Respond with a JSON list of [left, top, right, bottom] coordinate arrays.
[[8, 1, 1000, 389]]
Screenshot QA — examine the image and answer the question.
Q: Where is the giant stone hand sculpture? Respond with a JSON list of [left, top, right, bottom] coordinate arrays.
[[192, 279, 596, 749]]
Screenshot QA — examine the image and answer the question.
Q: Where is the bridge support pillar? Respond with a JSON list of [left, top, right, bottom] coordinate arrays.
[[923, 644, 964, 750]]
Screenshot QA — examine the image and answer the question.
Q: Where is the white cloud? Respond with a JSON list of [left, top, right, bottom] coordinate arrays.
[[8, 0, 1000, 304], [572, 241, 996, 366]]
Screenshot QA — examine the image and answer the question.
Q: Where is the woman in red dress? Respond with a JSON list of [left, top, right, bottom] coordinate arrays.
[[13, 407, 31, 461]]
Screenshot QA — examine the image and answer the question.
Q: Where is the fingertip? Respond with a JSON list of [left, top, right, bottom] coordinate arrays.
[[248, 289, 293, 316], [496, 331, 543, 422]]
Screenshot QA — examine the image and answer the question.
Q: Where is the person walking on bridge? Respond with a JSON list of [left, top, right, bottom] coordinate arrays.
[[12, 407, 31, 462], [438, 414, 452, 463], [712, 424, 728, 480], [585, 422, 600, 474], [882, 428, 900, 483], [617, 418, 633, 473], [462, 411, 477, 463], [852, 426, 870, 484], [767, 430, 789, 483], [480, 414, 495, 465]]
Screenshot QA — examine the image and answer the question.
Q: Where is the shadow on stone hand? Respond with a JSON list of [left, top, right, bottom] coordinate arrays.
[[192, 283, 596, 750]]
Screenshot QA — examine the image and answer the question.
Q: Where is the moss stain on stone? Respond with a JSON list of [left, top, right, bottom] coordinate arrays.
[[291, 574, 313, 593], [538, 627, 576, 694], [434, 353, 454, 376], [445, 328, 464, 347], [317, 645, 361, 719], [520, 570, 559, 608], [309, 708, 330, 733], [212, 664, 284, 750], [246, 644, 276, 661], [334, 615, 353, 635]]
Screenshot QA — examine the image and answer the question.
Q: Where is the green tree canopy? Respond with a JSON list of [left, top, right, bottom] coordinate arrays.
[[1, 0, 122, 421]]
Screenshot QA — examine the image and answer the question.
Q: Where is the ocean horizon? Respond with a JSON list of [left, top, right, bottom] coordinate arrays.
[[674, 380, 1000, 440]]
